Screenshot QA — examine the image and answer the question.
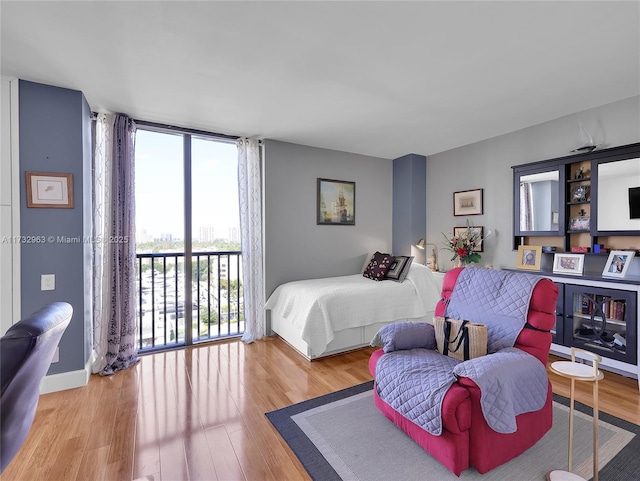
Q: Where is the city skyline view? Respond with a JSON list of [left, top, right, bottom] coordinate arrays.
[[134, 129, 241, 245]]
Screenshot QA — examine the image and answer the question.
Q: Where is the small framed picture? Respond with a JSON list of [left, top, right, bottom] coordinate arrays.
[[453, 188, 483, 216], [517, 245, 542, 271], [317, 178, 355, 225], [602, 250, 636, 278], [552, 253, 585, 275], [570, 184, 589, 203], [568, 216, 590, 232], [453, 225, 484, 252], [26, 172, 74, 208]]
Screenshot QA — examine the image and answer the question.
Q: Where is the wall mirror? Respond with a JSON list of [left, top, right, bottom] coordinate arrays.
[[519, 170, 560, 232], [597, 157, 640, 232]]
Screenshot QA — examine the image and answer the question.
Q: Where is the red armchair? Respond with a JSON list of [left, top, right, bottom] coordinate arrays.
[[369, 267, 558, 475]]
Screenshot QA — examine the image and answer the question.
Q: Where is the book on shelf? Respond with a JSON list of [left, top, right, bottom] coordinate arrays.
[[578, 293, 607, 316], [581, 294, 591, 315], [611, 300, 625, 322], [576, 294, 624, 322]]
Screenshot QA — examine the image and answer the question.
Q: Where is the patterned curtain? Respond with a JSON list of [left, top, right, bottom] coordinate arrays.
[[519, 182, 533, 231], [92, 113, 139, 375], [237, 138, 265, 343]]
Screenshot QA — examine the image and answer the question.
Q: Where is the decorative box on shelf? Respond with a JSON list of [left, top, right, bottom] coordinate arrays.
[[568, 216, 590, 232], [571, 246, 590, 253]]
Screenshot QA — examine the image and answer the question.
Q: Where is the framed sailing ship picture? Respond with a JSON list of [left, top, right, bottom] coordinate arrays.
[[317, 178, 355, 225]]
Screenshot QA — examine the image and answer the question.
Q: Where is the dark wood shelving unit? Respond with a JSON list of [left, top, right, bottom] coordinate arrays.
[[511, 143, 640, 381]]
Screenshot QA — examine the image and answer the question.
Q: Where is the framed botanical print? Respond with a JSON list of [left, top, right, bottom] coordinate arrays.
[[26, 172, 74, 208]]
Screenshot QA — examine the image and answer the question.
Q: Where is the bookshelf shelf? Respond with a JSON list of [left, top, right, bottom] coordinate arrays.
[[537, 273, 640, 388], [565, 284, 635, 364]]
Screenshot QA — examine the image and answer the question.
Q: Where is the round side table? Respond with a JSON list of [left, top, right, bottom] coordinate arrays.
[[547, 347, 604, 481]]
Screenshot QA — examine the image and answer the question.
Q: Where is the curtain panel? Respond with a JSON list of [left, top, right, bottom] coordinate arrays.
[[237, 138, 266, 343], [92, 113, 139, 375], [519, 182, 533, 232]]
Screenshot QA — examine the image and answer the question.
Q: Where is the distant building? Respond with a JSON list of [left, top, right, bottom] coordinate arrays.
[[137, 229, 153, 243], [198, 226, 215, 243], [217, 255, 242, 281], [159, 233, 173, 242], [229, 227, 240, 243]]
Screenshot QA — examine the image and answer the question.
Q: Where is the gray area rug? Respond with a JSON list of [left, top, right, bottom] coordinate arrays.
[[266, 381, 639, 481]]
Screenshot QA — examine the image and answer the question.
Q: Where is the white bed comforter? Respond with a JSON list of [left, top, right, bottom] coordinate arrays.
[[265, 264, 442, 355]]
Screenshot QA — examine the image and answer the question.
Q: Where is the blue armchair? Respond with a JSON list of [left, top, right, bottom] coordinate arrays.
[[1, 302, 72, 473]]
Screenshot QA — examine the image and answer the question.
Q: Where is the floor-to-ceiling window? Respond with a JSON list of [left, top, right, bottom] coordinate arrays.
[[134, 126, 242, 351]]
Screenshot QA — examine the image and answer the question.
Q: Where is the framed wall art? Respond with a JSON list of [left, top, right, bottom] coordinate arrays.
[[602, 250, 636, 278], [453, 188, 483, 216], [317, 178, 355, 225], [516, 245, 542, 271], [26, 172, 74, 208], [453, 225, 484, 252], [552, 253, 585, 275]]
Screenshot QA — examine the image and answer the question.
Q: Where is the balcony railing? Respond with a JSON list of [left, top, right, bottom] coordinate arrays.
[[136, 250, 243, 351]]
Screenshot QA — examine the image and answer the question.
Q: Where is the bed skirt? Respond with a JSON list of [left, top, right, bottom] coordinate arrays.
[[269, 310, 431, 360]]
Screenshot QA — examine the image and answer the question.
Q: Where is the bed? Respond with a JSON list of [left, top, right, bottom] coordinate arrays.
[[265, 262, 442, 359]]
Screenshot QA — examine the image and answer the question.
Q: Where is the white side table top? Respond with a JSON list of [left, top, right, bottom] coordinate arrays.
[[550, 361, 603, 380], [546, 469, 586, 481]]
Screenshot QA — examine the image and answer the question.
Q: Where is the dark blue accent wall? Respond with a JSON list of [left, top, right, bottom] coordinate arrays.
[[392, 153, 426, 256], [19, 80, 92, 375]]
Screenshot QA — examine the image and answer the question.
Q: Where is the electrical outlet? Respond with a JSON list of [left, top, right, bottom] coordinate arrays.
[[41, 274, 55, 291], [52, 347, 59, 363]]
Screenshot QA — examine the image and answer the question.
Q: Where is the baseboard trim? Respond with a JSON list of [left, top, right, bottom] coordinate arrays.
[[39, 356, 92, 394]]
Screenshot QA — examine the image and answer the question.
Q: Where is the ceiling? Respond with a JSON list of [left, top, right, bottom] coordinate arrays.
[[1, 1, 638, 159]]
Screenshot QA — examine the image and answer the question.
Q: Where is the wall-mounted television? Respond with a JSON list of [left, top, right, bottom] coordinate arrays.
[[630, 186, 640, 219]]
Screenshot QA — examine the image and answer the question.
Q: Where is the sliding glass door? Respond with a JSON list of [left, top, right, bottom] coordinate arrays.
[[134, 127, 243, 351]]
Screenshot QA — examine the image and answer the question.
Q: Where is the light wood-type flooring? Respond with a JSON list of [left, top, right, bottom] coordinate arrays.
[[1, 337, 638, 481]]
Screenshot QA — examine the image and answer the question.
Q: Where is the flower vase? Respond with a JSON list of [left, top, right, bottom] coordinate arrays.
[[454, 258, 463, 268]]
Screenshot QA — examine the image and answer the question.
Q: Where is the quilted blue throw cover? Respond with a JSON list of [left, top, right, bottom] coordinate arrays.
[[444, 268, 541, 353]]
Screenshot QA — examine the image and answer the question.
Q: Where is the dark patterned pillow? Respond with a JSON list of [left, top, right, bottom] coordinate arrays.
[[384, 255, 414, 282], [363, 251, 395, 281]]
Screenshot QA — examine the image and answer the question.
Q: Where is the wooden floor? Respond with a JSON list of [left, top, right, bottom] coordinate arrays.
[[2, 338, 639, 481]]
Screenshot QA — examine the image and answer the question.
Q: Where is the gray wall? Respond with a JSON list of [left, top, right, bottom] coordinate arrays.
[[392, 154, 426, 259], [264, 140, 392, 297], [530, 180, 559, 231], [19, 80, 92, 374], [426, 96, 640, 271]]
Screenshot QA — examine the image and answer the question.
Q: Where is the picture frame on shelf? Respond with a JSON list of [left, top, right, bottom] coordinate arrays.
[[568, 216, 590, 232], [26, 171, 74, 208], [552, 253, 585, 275], [453, 188, 483, 216], [602, 250, 636, 279], [317, 178, 355, 225], [570, 184, 589, 203], [516, 245, 542, 271], [453, 226, 483, 252]]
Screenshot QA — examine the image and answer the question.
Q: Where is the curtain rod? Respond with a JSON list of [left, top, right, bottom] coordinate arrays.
[[133, 119, 241, 142], [90, 112, 242, 142]]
